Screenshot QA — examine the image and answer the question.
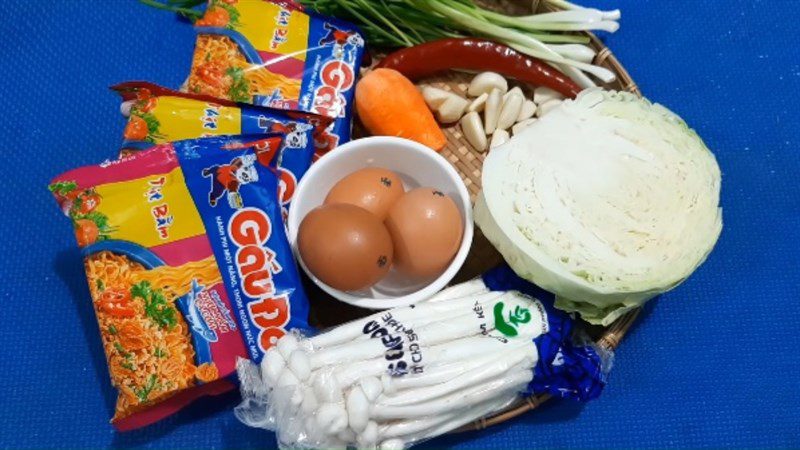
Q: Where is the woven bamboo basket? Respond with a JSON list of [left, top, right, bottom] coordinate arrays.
[[303, 0, 643, 434]]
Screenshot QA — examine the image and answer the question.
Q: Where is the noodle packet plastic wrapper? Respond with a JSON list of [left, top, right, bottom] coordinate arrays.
[[113, 82, 333, 214], [49, 135, 311, 430], [185, 0, 365, 158], [234, 265, 610, 449]]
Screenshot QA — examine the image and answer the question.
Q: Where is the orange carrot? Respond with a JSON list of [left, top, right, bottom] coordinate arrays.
[[355, 68, 447, 151]]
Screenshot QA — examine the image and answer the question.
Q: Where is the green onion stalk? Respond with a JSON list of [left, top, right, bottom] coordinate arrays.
[[139, 0, 621, 87]]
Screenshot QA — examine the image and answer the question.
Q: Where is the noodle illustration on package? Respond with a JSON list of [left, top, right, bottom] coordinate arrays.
[[185, 0, 365, 156], [50, 135, 311, 430]]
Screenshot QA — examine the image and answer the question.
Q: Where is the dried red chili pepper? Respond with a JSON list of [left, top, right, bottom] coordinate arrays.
[[376, 38, 581, 98]]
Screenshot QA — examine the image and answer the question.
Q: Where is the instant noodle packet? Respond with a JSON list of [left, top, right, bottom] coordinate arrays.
[[185, 0, 365, 157], [49, 135, 311, 430], [114, 82, 332, 212]]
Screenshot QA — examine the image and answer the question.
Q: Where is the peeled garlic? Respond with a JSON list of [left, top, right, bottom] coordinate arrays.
[[516, 100, 536, 122], [460, 111, 487, 152], [537, 99, 562, 117], [496, 93, 523, 132], [490, 129, 510, 148], [467, 92, 488, 113], [533, 86, 564, 105], [420, 86, 451, 109], [468, 72, 508, 97], [420, 86, 468, 123], [435, 95, 469, 124], [502, 86, 524, 103], [512, 118, 537, 135], [484, 88, 502, 134]]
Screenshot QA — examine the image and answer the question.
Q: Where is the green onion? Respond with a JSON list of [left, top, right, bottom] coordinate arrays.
[[299, 0, 619, 86], [138, 0, 621, 87]]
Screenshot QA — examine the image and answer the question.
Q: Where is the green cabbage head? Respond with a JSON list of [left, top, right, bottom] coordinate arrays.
[[475, 89, 722, 325]]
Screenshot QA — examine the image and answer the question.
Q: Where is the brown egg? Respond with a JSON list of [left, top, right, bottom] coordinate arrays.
[[385, 187, 464, 279], [298, 203, 393, 291], [324, 167, 405, 220]]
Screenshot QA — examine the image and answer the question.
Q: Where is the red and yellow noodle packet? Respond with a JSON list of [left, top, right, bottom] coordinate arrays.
[[185, 0, 365, 157], [113, 82, 332, 211], [49, 135, 311, 430]]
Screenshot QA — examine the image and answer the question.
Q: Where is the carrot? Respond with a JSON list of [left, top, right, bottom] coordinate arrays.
[[355, 68, 447, 151]]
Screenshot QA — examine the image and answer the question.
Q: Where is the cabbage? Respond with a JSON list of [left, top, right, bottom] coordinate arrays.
[[475, 89, 722, 326]]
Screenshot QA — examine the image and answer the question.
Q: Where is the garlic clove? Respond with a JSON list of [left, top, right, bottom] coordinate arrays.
[[533, 86, 565, 105], [496, 93, 523, 131], [490, 129, 510, 148], [460, 111, 487, 152], [517, 99, 536, 122], [502, 86, 524, 103], [435, 94, 469, 124], [466, 92, 488, 113], [420, 85, 469, 123], [512, 118, 537, 135], [468, 72, 508, 97], [483, 88, 502, 134], [537, 98, 562, 117], [420, 85, 451, 109]]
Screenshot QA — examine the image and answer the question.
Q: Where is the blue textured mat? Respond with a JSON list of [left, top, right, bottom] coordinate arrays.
[[1, 0, 798, 448]]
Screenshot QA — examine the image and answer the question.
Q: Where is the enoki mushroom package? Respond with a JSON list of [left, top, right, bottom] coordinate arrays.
[[49, 135, 311, 430], [235, 265, 610, 449]]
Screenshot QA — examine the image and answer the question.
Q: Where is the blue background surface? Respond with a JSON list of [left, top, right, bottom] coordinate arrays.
[[1, 0, 798, 448]]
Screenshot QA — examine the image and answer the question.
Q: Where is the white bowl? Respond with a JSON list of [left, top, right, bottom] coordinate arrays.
[[287, 136, 473, 309]]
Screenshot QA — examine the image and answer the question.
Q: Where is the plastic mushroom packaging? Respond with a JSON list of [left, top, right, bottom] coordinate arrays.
[[235, 266, 611, 449]]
